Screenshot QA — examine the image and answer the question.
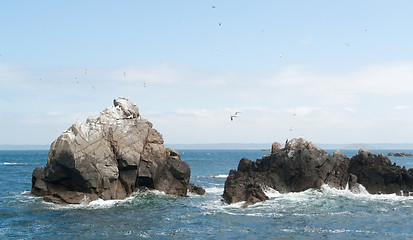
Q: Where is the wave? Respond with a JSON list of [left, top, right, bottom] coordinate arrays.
[[212, 174, 228, 178], [204, 187, 224, 194], [1, 162, 28, 166], [43, 189, 170, 210], [205, 184, 413, 214]]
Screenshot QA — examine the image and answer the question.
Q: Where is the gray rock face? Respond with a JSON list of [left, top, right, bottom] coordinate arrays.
[[31, 97, 200, 204], [223, 138, 413, 207]]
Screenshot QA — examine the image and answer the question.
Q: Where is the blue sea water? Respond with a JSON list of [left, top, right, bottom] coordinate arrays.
[[1, 149, 413, 239]]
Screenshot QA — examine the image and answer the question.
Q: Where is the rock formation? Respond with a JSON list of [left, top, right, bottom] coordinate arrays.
[[31, 97, 204, 204], [388, 152, 413, 157], [223, 138, 413, 207]]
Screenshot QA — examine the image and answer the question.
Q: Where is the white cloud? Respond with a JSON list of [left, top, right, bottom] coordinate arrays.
[[283, 107, 321, 116], [344, 107, 356, 114], [2, 61, 413, 144], [394, 105, 409, 110], [173, 108, 213, 118]]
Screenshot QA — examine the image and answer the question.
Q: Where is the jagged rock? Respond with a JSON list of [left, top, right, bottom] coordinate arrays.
[[188, 183, 206, 195], [31, 97, 196, 204], [348, 149, 413, 195], [223, 138, 413, 206], [271, 142, 282, 153]]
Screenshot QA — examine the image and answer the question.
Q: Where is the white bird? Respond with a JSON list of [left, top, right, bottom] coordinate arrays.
[[230, 112, 241, 121]]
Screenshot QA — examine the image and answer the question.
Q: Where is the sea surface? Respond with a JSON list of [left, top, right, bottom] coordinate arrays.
[[2, 149, 413, 239]]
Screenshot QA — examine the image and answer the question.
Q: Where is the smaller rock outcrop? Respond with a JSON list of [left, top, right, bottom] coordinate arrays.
[[388, 152, 413, 157], [188, 183, 206, 195], [223, 138, 413, 207], [32, 97, 203, 204]]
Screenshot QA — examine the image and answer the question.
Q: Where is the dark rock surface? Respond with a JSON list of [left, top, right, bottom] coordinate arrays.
[[388, 152, 413, 157], [32, 98, 203, 204], [188, 183, 206, 195], [223, 138, 413, 207]]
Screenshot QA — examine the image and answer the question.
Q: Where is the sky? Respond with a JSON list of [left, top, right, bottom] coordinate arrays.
[[1, 1, 413, 145]]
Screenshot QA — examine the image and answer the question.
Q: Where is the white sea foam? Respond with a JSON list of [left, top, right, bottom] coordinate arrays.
[[204, 187, 224, 194], [44, 195, 135, 210], [43, 189, 169, 210], [213, 174, 228, 178], [217, 184, 413, 213], [2, 162, 26, 165], [263, 186, 281, 198], [319, 184, 413, 202]]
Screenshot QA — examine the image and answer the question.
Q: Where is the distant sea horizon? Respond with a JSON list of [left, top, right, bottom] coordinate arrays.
[[3, 142, 413, 151]]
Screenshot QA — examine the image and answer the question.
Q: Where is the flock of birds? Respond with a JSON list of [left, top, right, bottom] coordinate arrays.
[[1, 3, 367, 136], [230, 110, 297, 133]]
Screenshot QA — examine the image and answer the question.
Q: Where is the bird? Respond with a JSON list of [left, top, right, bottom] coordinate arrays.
[[218, 23, 222, 26], [143, 82, 147, 88], [230, 112, 241, 121], [212, 5, 216, 8], [345, 42, 350, 47]]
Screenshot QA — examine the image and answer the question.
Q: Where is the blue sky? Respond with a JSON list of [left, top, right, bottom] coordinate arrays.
[[1, 1, 413, 145]]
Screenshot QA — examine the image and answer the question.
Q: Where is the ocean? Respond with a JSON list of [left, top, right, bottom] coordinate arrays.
[[1, 149, 413, 239]]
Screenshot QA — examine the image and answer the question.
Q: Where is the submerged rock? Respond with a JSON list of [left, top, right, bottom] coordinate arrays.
[[32, 97, 203, 204], [223, 138, 413, 207]]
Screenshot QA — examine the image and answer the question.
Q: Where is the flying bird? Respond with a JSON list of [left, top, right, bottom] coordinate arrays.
[[230, 112, 241, 121]]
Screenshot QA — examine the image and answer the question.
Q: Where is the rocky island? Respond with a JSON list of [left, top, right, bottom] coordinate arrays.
[[223, 138, 413, 207], [388, 152, 413, 157], [31, 97, 204, 204]]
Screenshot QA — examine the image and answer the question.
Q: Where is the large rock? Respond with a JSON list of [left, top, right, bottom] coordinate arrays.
[[223, 138, 413, 207], [31, 97, 202, 204]]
